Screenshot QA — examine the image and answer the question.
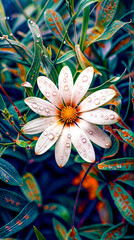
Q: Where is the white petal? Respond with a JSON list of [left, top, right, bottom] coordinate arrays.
[[55, 126, 71, 167], [25, 97, 59, 116], [80, 108, 120, 125], [37, 76, 63, 108], [78, 119, 111, 148], [79, 88, 116, 112], [22, 117, 58, 134], [70, 124, 95, 163], [58, 66, 73, 105], [71, 67, 94, 107], [35, 122, 64, 155]]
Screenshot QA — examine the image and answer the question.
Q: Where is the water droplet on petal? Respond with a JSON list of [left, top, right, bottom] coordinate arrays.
[[38, 109, 41, 114], [101, 96, 106, 100], [87, 97, 92, 102], [49, 133, 55, 140], [44, 131, 47, 136], [82, 138, 86, 143], [105, 116, 108, 120], [52, 91, 57, 96], [79, 86, 83, 90], [94, 98, 100, 105], [105, 142, 110, 146], [46, 92, 50, 97], [64, 85, 69, 91], [39, 106, 43, 110], [82, 75, 88, 82], [32, 102, 37, 108], [89, 131, 93, 135], [84, 154, 87, 158], [45, 108, 49, 113], [60, 156, 63, 160], [66, 143, 70, 148], [117, 164, 121, 169], [90, 113, 93, 116], [110, 114, 115, 120], [67, 134, 71, 138], [64, 73, 68, 77], [63, 78, 66, 82], [49, 84, 51, 87], [100, 113, 103, 117]]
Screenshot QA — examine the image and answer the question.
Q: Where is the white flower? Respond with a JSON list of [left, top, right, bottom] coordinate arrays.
[[22, 66, 120, 167]]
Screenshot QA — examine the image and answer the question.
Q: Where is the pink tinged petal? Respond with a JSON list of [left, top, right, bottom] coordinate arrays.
[[71, 67, 94, 107], [78, 119, 111, 149], [58, 66, 73, 105], [80, 108, 120, 125], [24, 97, 59, 116], [55, 126, 71, 167], [22, 117, 58, 134], [79, 88, 116, 112], [37, 76, 63, 108], [70, 124, 95, 163], [35, 122, 64, 155]]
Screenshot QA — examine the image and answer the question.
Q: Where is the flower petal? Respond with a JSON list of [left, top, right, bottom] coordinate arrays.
[[24, 97, 59, 116], [37, 76, 63, 108], [79, 88, 116, 112], [55, 126, 71, 167], [78, 119, 111, 148], [35, 122, 64, 155], [58, 66, 73, 105], [22, 117, 58, 134], [70, 123, 95, 163], [80, 108, 120, 125], [71, 67, 94, 107]]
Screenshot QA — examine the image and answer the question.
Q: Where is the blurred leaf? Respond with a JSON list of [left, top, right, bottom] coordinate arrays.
[[0, 158, 22, 186], [115, 129, 134, 148], [33, 226, 46, 240], [96, 183, 106, 201], [53, 218, 67, 240], [0, 188, 28, 212], [0, 201, 39, 238], [96, 20, 129, 41], [98, 157, 134, 171], [56, 50, 75, 64], [115, 173, 134, 188], [79, 224, 112, 239], [0, 146, 8, 157], [67, 226, 82, 240], [16, 140, 29, 148], [21, 172, 42, 207], [108, 182, 134, 225], [101, 222, 128, 240], [26, 19, 43, 87], [96, 0, 120, 29], [0, 0, 12, 35], [43, 203, 71, 223], [0, 94, 7, 110]]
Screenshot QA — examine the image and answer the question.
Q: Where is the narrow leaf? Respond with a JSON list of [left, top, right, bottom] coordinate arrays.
[[101, 222, 128, 240], [56, 50, 76, 64], [34, 226, 46, 240], [67, 227, 82, 240], [115, 129, 134, 148], [79, 223, 112, 239], [109, 182, 134, 225], [53, 218, 67, 240], [0, 201, 39, 238], [0, 0, 12, 35], [21, 172, 42, 207], [0, 188, 28, 212], [80, 6, 91, 51], [0, 158, 22, 186], [76, 0, 102, 19], [103, 135, 119, 159], [98, 158, 134, 171], [115, 173, 134, 188]]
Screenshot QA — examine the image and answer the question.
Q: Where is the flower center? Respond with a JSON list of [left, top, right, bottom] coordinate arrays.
[[60, 106, 77, 123]]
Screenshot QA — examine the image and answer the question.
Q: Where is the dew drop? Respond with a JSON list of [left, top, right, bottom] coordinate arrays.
[[60, 156, 63, 160], [63, 78, 66, 82], [65, 152, 68, 156], [49, 84, 51, 87], [82, 75, 88, 82], [89, 131, 93, 135], [79, 86, 83, 90], [105, 142, 110, 147], [67, 134, 71, 138], [94, 98, 100, 105], [101, 96, 106, 100], [82, 138, 86, 143], [66, 143, 70, 148], [38, 110, 41, 114], [90, 113, 93, 116], [45, 108, 49, 113], [110, 114, 115, 120], [64, 73, 68, 77], [32, 102, 37, 109], [56, 133, 59, 137], [52, 91, 57, 96], [84, 154, 87, 158], [104, 116, 108, 120], [117, 164, 121, 169], [49, 133, 55, 140], [43, 131, 47, 136], [46, 92, 50, 97], [100, 113, 103, 117], [64, 85, 69, 91], [37, 40, 39, 43], [87, 97, 92, 102], [39, 106, 43, 111]]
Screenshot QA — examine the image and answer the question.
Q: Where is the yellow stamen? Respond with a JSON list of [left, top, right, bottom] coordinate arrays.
[[60, 106, 77, 123]]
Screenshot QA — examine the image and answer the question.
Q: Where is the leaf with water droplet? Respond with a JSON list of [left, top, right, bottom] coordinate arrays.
[[100, 222, 128, 240], [53, 218, 67, 240], [98, 157, 134, 171]]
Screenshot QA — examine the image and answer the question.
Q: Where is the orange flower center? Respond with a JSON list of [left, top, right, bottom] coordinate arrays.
[[60, 106, 77, 123]]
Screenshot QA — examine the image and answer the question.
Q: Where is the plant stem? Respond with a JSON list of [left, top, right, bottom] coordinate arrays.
[[72, 163, 94, 227]]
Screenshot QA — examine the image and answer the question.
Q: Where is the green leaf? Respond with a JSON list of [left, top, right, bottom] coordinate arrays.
[[16, 140, 29, 148], [0, 201, 39, 238], [79, 224, 112, 239], [33, 226, 46, 240], [96, 20, 129, 41], [26, 19, 43, 87], [98, 158, 134, 171], [103, 135, 119, 159], [67, 227, 82, 240], [0, 145, 8, 158], [76, 0, 102, 19], [0, 188, 28, 212], [108, 182, 134, 225], [43, 203, 71, 223], [96, 0, 120, 29], [41, 55, 58, 84], [0, 94, 7, 111], [0, 0, 12, 35], [80, 6, 91, 51], [96, 183, 106, 201], [53, 218, 67, 240], [0, 158, 22, 186], [101, 222, 128, 240], [115, 129, 134, 148], [115, 173, 134, 188], [56, 50, 76, 64], [21, 172, 42, 207]]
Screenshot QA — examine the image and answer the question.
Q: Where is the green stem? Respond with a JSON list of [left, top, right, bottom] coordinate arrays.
[[0, 142, 15, 146]]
